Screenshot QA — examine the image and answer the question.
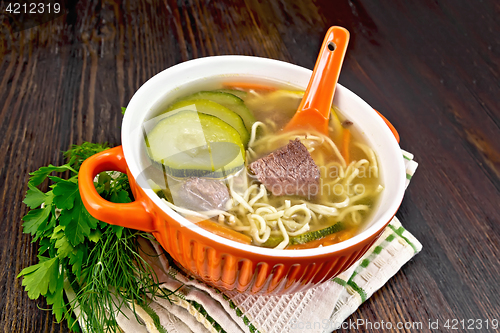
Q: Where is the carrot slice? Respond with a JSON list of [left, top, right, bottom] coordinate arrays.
[[222, 82, 278, 92], [195, 220, 252, 245], [342, 128, 351, 164]]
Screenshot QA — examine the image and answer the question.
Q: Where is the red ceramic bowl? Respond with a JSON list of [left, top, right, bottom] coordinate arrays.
[[79, 56, 405, 295]]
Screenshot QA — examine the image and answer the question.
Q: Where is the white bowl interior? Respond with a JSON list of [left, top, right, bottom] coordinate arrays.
[[122, 56, 406, 258]]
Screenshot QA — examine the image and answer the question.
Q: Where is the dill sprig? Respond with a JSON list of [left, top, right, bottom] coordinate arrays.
[[18, 142, 173, 332]]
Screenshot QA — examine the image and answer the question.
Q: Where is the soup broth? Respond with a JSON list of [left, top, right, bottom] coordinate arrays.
[[141, 76, 383, 249]]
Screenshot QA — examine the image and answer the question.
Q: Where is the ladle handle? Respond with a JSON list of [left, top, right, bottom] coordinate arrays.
[[286, 26, 350, 133]]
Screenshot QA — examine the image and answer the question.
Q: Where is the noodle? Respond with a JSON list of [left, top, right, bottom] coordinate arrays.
[[286, 223, 310, 236], [301, 202, 339, 216], [248, 184, 267, 206], [336, 205, 370, 221], [247, 121, 266, 147], [355, 142, 379, 178], [248, 214, 271, 244], [275, 218, 290, 250]]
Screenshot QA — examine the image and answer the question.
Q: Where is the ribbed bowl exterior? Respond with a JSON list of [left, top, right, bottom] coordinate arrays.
[[130, 173, 383, 295], [156, 222, 378, 294]]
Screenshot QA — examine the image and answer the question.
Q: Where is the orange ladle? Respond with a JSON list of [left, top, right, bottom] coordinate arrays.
[[284, 26, 350, 134]]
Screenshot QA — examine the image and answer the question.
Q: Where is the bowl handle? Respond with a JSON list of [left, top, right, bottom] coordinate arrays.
[[375, 110, 400, 143], [79, 146, 155, 232]]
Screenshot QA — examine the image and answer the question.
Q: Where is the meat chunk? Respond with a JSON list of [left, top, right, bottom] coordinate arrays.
[[174, 177, 230, 211], [249, 138, 320, 197]]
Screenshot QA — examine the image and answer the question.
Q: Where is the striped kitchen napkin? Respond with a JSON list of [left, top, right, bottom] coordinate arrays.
[[114, 150, 420, 333]]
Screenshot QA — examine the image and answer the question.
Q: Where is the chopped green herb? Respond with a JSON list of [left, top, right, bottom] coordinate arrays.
[[18, 142, 172, 332]]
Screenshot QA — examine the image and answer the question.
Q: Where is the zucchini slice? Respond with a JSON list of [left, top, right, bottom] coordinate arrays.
[[146, 111, 245, 178], [175, 91, 256, 133], [261, 221, 344, 248], [164, 98, 250, 145], [213, 89, 248, 100], [291, 222, 344, 245]]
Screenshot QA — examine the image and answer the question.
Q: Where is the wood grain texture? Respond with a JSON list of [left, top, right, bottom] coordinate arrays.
[[0, 0, 498, 332]]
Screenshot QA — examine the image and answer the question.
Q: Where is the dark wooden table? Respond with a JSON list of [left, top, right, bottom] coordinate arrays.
[[1, 1, 499, 332]]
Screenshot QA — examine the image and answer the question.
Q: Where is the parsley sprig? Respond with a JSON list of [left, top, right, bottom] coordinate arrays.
[[18, 142, 171, 332]]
